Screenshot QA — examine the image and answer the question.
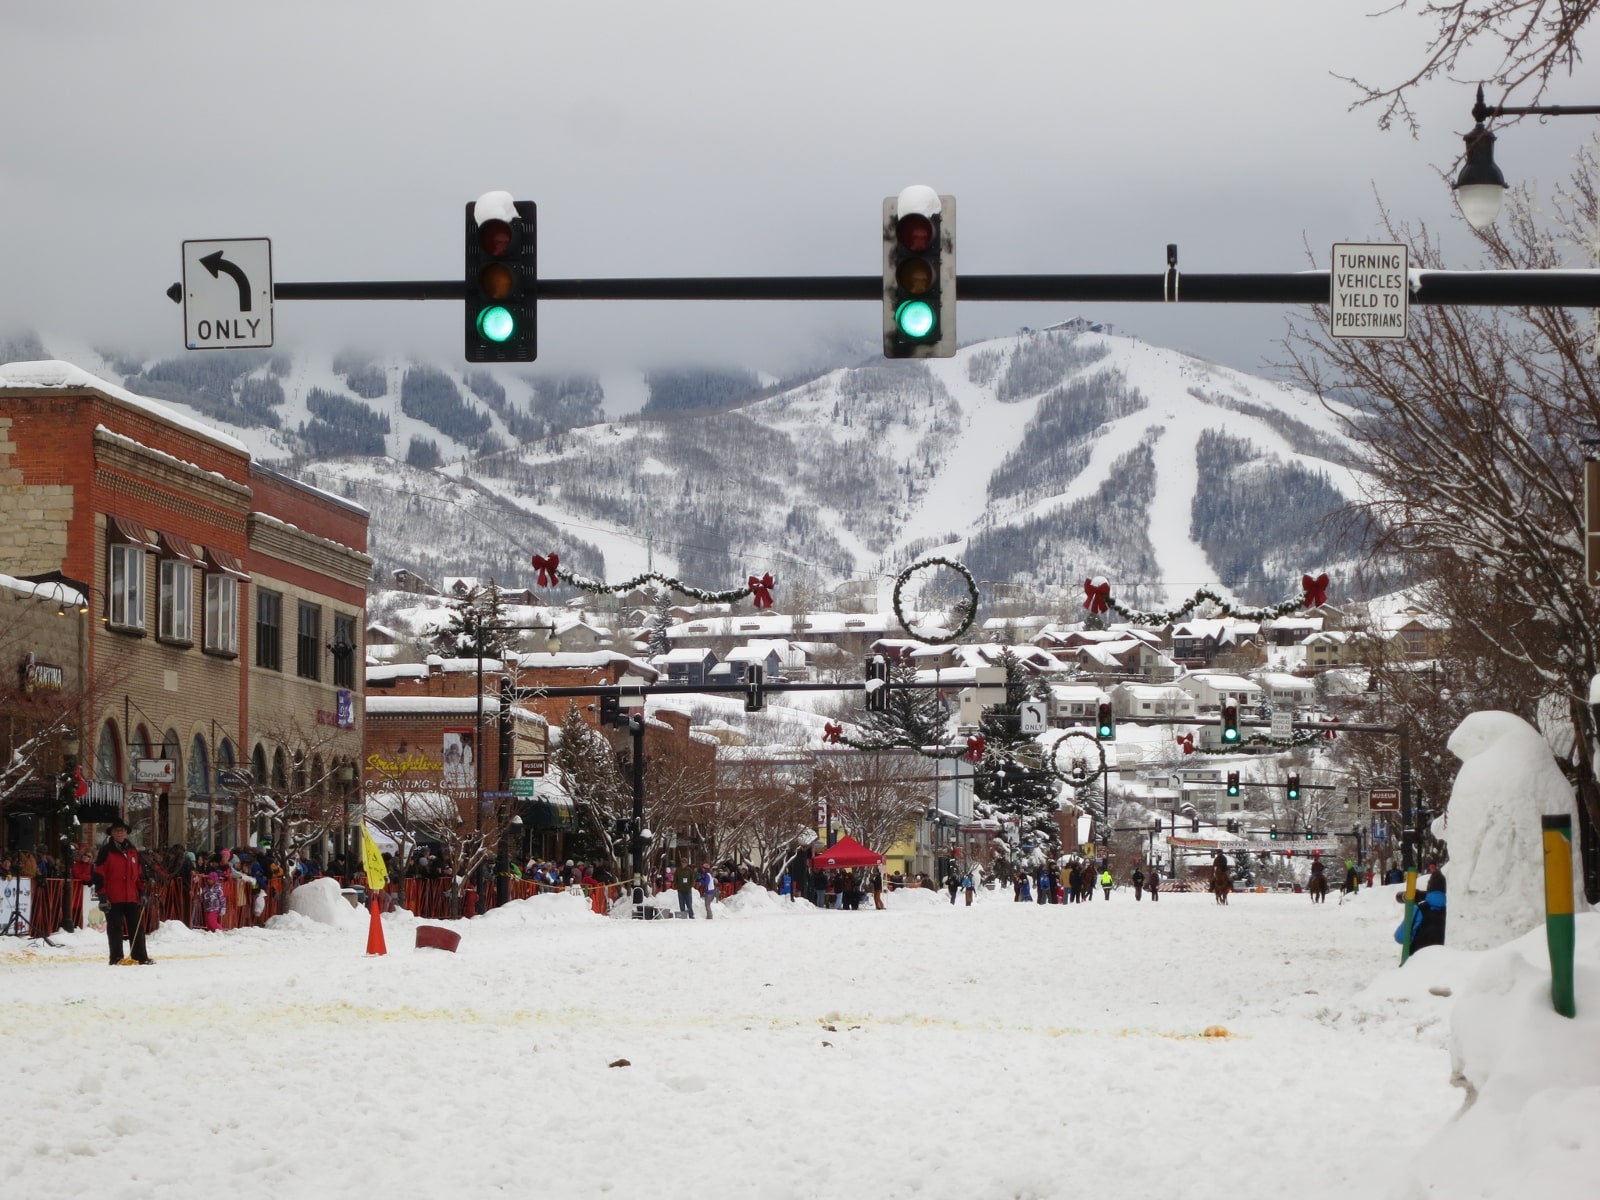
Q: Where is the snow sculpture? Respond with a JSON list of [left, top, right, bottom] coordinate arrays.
[[1442, 711, 1587, 950]]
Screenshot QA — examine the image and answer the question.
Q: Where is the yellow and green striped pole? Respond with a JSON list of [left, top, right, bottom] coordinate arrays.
[[1400, 867, 1418, 965], [1541, 814, 1576, 1019]]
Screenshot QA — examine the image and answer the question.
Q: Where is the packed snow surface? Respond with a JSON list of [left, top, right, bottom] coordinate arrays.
[[7, 880, 1593, 1199]]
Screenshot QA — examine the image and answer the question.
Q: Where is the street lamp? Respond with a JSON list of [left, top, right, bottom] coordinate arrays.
[[1454, 84, 1600, 230]]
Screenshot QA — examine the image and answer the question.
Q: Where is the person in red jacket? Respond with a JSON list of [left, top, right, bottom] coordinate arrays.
[[93, 821, 152, 965]]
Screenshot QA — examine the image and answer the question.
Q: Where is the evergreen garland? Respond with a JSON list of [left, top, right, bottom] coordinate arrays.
[[531, 552, 775, 608]]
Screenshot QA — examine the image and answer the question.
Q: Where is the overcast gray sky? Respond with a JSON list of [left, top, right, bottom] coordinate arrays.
[[1, 1, 1588, 379]]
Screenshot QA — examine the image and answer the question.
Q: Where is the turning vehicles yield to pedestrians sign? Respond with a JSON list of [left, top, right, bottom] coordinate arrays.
[[182, 238, 273, 349]]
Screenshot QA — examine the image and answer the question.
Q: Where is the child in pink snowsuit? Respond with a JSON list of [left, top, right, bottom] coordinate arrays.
[[201, 871, 226, 931]]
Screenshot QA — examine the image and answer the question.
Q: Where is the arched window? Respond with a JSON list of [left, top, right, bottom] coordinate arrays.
[[271, 747, 288, 791], [133, 724, 152, 763], [251, 743, 267, 788], [218, 738, 235, 770], [95, 721, 121, 781], [188, 734, 210, 797]]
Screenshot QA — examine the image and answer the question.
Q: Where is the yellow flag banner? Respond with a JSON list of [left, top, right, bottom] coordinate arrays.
[[360, 825, 389, 893]]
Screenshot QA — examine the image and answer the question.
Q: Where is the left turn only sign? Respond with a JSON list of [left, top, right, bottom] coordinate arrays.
[[182, 238, 273, 349]]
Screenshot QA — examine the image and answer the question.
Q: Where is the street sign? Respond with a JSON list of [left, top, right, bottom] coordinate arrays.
[[181, 238, 273, 349], [1369, 787, 1401, 812], [481, 790, 514, 800], [519, 757, 546, 778], [1018, 700, 1046, 734], [511, 777, 536, 798], [1329, 243, 1408, 341], [1586, 460, 1600, 586], [1270, 711, 1293, 739]]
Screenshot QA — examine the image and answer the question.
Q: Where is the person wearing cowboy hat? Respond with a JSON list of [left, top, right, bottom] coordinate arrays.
[[93, 820, 152, 965]]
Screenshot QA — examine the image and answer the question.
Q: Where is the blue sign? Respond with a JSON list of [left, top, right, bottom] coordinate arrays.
[[336, 689, 354, 729]]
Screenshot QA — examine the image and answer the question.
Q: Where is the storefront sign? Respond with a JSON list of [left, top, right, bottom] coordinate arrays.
[[20, 653, 63, 693]]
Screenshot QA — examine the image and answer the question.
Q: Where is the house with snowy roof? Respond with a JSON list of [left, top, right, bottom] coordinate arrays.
[[1108, 682, 1196, 719], [653, 646, 718, 686], [1252, 671, 1317, 709], [1175, 672, 1263, 711], [1302, 630, 1369, 670]]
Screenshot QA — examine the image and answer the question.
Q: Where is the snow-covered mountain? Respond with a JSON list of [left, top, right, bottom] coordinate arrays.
[[3, 325, 1368, 606]]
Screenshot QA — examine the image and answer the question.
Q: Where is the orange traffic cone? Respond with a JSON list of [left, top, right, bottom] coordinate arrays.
[[365, 898, 387, 956]]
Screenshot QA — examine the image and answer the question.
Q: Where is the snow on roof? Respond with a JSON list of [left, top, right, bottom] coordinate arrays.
[[367, 696, 508, 716], [1048, 683, 1109, 699], [1183, 672, 1261, 691], [0, 360, 249, 454], [656, 647, 715, 663], [1254, 672, 1315, 690], [366, 664, 430, 683]]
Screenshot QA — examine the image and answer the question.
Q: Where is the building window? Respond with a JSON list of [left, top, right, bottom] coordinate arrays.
[[256, 590, 282, 671], [332, 612, 357, 689], [158, 559, 194, 643], [297, 602, 322, 680], [108, 545, 146, 630], [205, 574, 239, 654]]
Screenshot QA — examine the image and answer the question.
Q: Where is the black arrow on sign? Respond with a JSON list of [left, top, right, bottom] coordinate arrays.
[[200, 251, 252, 312]]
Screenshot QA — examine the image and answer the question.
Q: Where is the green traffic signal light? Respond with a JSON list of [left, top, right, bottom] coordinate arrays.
[[476, 305, 515, 343], [895, 299, 936, 340]]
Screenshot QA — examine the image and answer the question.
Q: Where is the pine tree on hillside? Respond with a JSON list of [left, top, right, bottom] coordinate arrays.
[[972, 648, 1061, 859], [432, 582, 514, 660], [645, 583, 673, 659], [858, 657, 950, 749]]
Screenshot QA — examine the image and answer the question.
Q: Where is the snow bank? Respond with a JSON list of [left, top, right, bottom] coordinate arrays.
[[1398, 913, 1600, 1199], [474, 888, 601, 926], [719, 885, 809, 917], [1444, 712, 1588, 950], [285, 878, 365, 930]]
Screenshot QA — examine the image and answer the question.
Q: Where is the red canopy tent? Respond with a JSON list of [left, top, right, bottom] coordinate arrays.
[[809, 836, 884, 870]]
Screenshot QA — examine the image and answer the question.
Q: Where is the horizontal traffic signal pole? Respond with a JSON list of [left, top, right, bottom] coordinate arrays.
[[272, 269, 1600, 307]]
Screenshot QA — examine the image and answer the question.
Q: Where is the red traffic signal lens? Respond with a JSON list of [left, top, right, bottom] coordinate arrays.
[[479, 262, 515, 300], [896, 213, 934, 252], [478, 219, 513, 257]]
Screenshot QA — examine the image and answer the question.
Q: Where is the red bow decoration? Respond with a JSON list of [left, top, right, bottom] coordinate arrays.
[[823, 722, 842, 744], [72, 765, 88, 800], [1083, 578, 1110, 615], [965, 734, 986, 763], [1301, 572, 1329, 608], [747, 573, 775, 609], [1322, 717, 1340, 741], [1177, 733, 1194, 755], [531, 553, 560, 588]]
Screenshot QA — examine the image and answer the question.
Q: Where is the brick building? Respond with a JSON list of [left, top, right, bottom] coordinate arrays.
[[0, 362, 370, 857]]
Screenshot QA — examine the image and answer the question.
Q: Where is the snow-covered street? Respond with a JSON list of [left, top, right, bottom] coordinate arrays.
[[3, 884, 1464, 1199]]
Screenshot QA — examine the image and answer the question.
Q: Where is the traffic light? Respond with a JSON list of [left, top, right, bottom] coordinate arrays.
[[882, 185, 956, 358], [465, 192, 536, 362], [1269, 826, 1279, 840], [1286, 772, 1301, 801], [744, 663, 765, 713], [863, 655, 890, 713], [1220, 702, 1240, 744], [1096, 702, 1115, 740], [1226, 770, 1240, 797], [1304, 830, 1315, 841], [599, 694, 620, 727], [1191, 813, 1201, 833]]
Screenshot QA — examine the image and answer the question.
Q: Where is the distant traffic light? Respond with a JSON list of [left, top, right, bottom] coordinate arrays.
[[744, 663, 765, 713], [599, 693, 620, 727], [1191, 813, 1201, 833], [882, 185, 956, 358], [1096, 702, 1115, 740], [1226, 770, 1240, 797], [1220, 702, 1240, 744], [1286, 772, 1301, 801], [1304, 830, 1315, 841], [1269, 826, 1279, 840], [465, 193, 536, 362], [863, 654, 890, 713]]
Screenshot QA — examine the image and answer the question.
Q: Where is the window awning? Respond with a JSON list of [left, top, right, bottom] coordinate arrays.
[[158, 531, 203, 564], [203, 545, 249, 581], [109, 515, 159, 551]]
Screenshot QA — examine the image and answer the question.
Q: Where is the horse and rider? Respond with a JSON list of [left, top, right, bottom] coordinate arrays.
[[1210, 852, 1232, 905]]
